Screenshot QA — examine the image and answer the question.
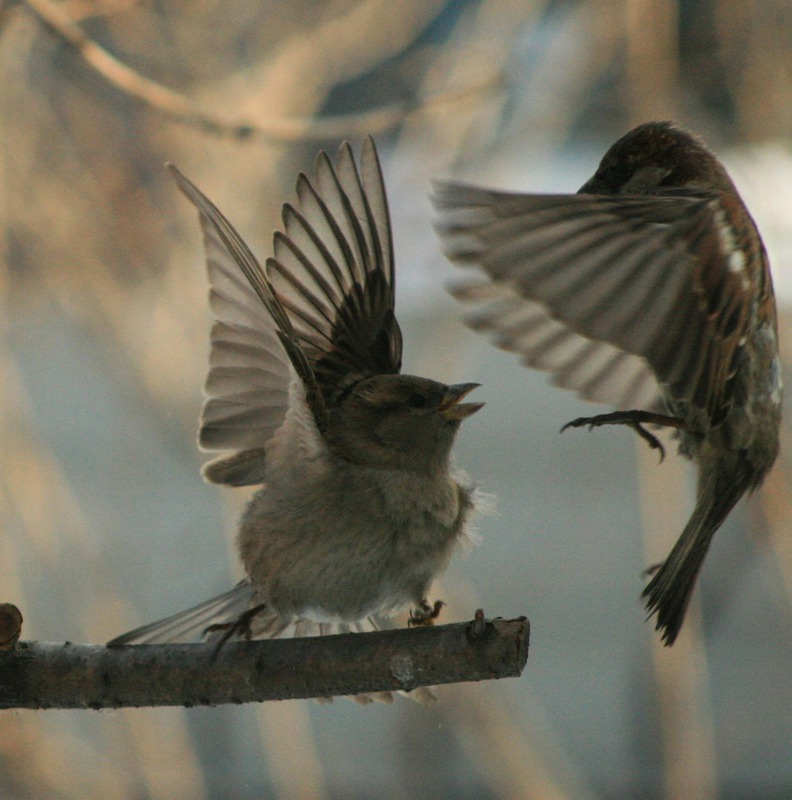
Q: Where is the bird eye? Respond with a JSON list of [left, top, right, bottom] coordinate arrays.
[[408, 393, 426, 409]]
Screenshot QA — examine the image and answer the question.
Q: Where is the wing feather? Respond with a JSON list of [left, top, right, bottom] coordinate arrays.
[[451, 281, 663, 410], [435, 184, 744, 415], [170, 165, 327, 485], [198, 212, 291, 460], [169, 138, 400, 485], [268, 137, 402, 403]]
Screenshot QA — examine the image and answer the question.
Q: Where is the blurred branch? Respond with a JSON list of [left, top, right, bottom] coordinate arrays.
[[22, 0, 500, 141], [0, 613, 529, 709], [63, 0, 140, 21]]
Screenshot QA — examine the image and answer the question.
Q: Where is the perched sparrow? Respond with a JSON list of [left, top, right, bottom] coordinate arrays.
[[434, 121, 781, 645], [109, 138, 483, 697]]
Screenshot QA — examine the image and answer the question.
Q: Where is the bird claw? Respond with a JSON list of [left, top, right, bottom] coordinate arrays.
[[204, 602, 268, 659], [628, 421, 666, 462], [409, 599, 445, 627], [560, 410, 686, 463]]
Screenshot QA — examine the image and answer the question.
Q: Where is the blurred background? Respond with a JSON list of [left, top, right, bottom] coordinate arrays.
[[1, 1, 791, 798]]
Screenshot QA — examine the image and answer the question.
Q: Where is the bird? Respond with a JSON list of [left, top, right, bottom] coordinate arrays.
[[433, 120, 781, 645], [108, 137, 484, 700]]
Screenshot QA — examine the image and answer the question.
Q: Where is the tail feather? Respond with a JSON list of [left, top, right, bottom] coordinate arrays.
[[107, 582, 388, 645], [642, 460, 750, 645], [107, 581, 254, 645]]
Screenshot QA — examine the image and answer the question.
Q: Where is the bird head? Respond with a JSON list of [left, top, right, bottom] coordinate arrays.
[[578, 121, 736, 196], [325, 375, 483, 472]]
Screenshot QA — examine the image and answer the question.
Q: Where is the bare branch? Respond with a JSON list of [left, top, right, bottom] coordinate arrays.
[[0, 613, 529, 709], [22, 0, 500, 142]]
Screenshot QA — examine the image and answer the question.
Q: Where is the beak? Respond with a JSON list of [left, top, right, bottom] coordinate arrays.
[[439, 383, 484, 421]]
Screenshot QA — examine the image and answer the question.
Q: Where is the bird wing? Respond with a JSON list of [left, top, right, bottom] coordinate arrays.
[[449, 279, 663, 410], [198, 204, 291, 453], [267, 136, 402, 404], [434, 184, 753, 420], [170, 138, 401, 485], [170, 165, 328, 485]]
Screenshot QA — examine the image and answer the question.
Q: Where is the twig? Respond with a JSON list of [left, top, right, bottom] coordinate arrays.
[[0, 613, 529, 709], [22, 0, 500, 142], [23, 0, 244, 136]]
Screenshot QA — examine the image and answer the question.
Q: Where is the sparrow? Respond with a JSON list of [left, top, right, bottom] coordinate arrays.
[[433, 121, 781, 645], [108, 137, 484, 697]]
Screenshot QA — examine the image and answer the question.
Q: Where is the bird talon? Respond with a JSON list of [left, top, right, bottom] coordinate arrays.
[[561, 410, 678, 462], [630, 422, 666, 462], [409, 599, 445, 627], [559, 417, 585, 433], [204, 603, 268, 660]]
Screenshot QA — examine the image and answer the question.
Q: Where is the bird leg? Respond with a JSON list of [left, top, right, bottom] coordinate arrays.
[[409, 599, 445, 627], [560, 410, 685, 462]]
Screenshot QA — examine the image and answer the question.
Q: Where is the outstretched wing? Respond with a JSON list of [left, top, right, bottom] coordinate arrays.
[[198, 205, 291, 453], [268, 136, 402, 405], [435, 184, 754, 420], [170, 165, 328, 485], [170, 137, 401, 485], [449, 279, 663, 410]]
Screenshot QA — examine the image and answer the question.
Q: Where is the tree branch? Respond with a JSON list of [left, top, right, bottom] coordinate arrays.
[[21, 0, 500, 142], [0, 612, 529, 708]]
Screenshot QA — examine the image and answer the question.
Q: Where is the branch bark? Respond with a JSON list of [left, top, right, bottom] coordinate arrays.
[[0, 613, 529, 709]]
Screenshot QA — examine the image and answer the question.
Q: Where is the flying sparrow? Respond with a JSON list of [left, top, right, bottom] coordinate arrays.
[[434, 121, 781, 645], [109, 138, 484, 699]]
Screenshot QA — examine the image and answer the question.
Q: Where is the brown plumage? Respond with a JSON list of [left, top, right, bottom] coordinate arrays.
[[434, 121, 781, 644], [109, 139, 484, 703]]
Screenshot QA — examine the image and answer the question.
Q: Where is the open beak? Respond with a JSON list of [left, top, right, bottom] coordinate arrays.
[[439, 383, 484, 421]]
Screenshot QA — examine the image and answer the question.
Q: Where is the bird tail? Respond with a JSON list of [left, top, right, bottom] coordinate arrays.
[[107, 581, 255, 645], [107, 580, 391, 645], [642, 456, 751, 645]]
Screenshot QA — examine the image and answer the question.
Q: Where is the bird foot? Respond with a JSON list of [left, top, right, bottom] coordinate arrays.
[[204, 602, 268, 657], [560, 410, 685, 463], [409, 599, 445, 627]]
